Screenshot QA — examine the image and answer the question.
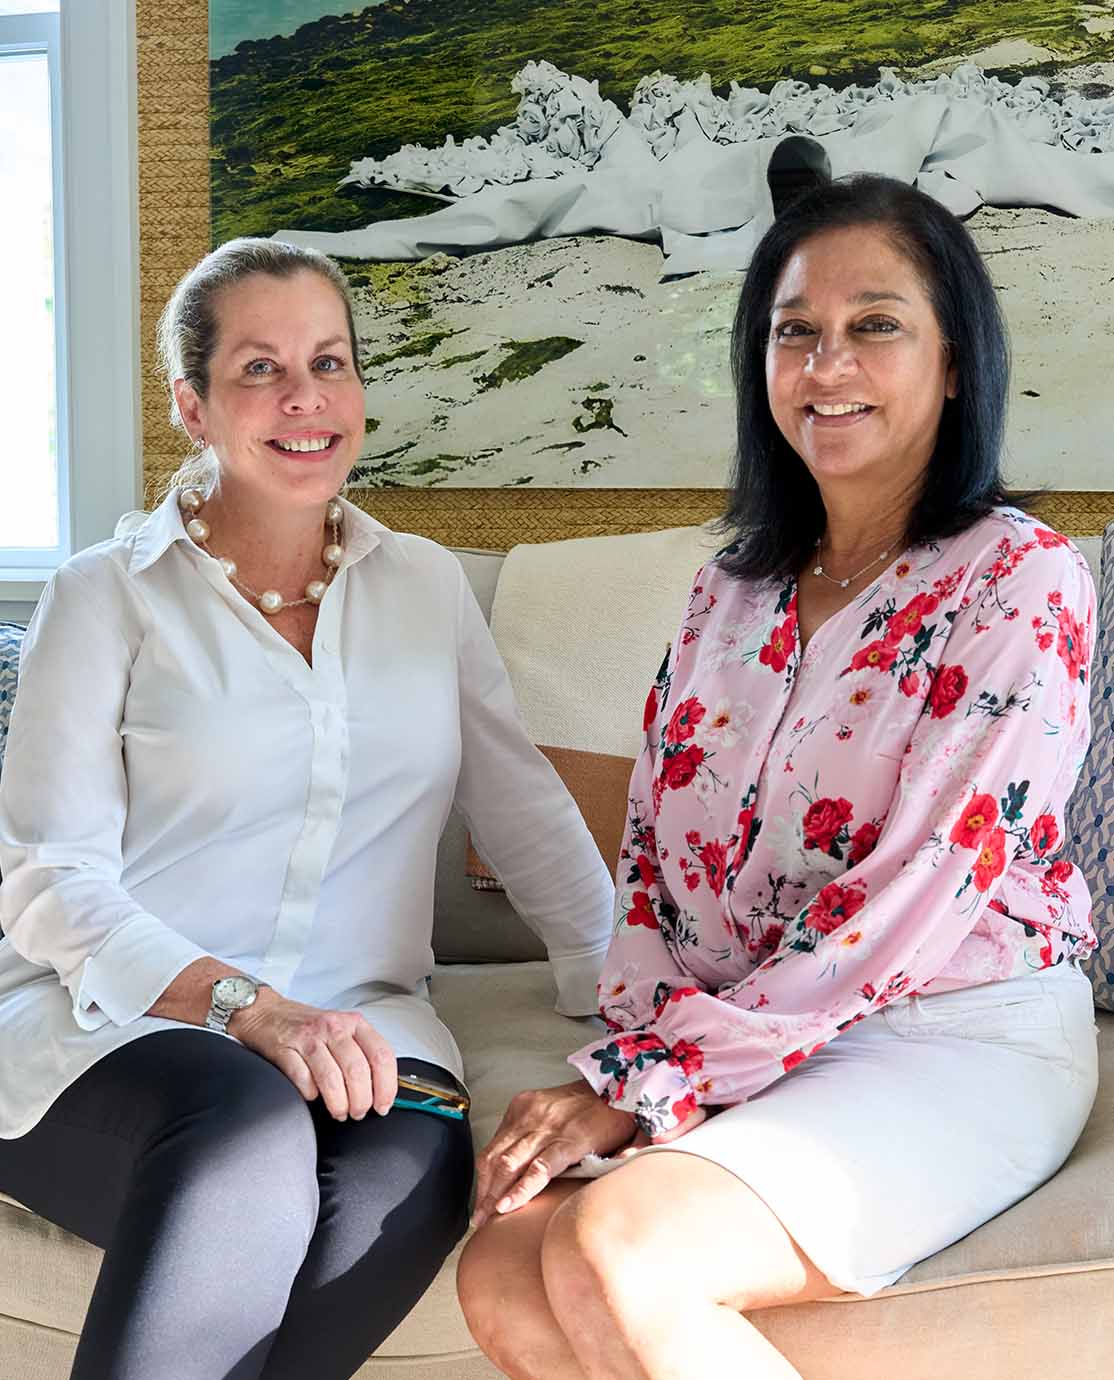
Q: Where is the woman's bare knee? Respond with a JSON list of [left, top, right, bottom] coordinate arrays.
[[458, 1184, 584, 1378], [540, 1154, 839, 1322], [540, 1178, 641, 1317]]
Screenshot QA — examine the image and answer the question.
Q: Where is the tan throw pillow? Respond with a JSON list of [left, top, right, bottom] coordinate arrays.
[[465, 744, 636, 892]]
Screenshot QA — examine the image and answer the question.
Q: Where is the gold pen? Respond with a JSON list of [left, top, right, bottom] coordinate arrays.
[[394, 1073, 470, 1116]]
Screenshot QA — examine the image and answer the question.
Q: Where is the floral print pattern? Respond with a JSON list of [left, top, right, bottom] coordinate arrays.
[[569, 510, 1097, 1135]]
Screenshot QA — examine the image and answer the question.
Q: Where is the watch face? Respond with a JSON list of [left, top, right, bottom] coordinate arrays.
[[213, 976, 256, 1009]]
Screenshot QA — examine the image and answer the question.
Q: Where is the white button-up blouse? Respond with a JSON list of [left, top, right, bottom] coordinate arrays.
[[0, 492, 613, 1138]]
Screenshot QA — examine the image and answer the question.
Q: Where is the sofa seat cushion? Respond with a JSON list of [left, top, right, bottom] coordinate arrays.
[[1, 967, 1111, 1371]]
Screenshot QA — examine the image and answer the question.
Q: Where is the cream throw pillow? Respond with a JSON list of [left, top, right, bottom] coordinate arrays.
[[489, 524, 721, 757]]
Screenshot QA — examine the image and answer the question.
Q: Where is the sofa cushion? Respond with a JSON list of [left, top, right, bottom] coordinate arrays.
[[1075, 536, 1101, 584], [0, 623, 24, 891], [1066, 522, 1114, 1010], [433, 809, 546, 964], [454, 549, 503, 622], [433, 525, 719, 963], [432, 550, 547, 962]]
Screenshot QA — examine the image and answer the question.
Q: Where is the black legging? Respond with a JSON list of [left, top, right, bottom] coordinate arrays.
[[0, 1028, 473, 1380]]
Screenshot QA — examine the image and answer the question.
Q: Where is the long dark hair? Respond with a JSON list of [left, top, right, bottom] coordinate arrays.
[[717, 173, 1012, 580]]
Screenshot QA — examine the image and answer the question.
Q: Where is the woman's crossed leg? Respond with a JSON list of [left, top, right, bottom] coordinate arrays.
[[458, 1149, 840, 1380]]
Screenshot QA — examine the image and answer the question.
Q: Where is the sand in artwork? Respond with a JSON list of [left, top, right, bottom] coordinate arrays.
[[345, 200, 1113, 491]]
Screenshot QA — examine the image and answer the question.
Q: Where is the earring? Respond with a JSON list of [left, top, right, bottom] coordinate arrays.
[[195, 434, 206, 449]]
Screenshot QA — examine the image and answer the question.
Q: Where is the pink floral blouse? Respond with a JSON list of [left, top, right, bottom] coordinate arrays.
[[568, 509, 1097, 1135]]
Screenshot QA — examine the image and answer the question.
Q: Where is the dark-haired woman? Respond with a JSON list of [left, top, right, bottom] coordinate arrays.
[[457, 174, 1099, 1380]]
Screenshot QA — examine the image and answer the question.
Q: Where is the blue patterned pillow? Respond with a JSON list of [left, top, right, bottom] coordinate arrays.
[[0, 622, 24, 776], [1066, 524, 1114, 1011]]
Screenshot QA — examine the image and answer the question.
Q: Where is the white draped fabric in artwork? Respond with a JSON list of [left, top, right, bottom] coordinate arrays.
[[273, 61, 1114, 275]]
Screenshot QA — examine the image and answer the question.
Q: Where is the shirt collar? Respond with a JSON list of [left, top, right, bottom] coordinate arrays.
[[127, 488, 388, 578], [335, 494, 388, 567], [127, 488, 193, 576]]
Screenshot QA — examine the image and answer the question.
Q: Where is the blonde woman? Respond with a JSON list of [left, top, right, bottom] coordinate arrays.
[[0, 239, 612, 1380]]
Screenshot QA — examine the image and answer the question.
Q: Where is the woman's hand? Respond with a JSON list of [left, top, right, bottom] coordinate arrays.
[[471, 1079, 638, 1228], [234, 990, 397, 1121]]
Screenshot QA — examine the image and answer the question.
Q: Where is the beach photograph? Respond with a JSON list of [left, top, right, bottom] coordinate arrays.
[[209, 1, 1114, 490]]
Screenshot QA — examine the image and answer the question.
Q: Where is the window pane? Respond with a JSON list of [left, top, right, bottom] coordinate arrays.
[[0, 4, 59, 15], [0, 48, 58, 549]]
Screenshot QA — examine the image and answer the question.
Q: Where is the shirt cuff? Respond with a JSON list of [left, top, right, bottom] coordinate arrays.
[[549, 943, 611, 1017], [568, 1030, 699, 1135], [73, 915, 210, 1030]]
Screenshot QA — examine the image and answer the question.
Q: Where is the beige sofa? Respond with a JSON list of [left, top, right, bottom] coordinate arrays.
[[1, 532, 1111, 1379]]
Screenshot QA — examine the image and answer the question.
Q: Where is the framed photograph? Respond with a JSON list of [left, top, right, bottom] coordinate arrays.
[[210, 3, 1114, 491]]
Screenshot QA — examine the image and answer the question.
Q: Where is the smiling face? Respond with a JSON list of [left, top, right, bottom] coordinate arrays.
[[765, 224, 958, 506], [174, 269, 365, 510]]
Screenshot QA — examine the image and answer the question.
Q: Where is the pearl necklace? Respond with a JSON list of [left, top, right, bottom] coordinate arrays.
[[179, 489, 344, 615], [812, 536, 897, 590]]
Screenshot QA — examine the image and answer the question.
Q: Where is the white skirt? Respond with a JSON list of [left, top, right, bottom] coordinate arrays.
[[590, 962, 1099, 1297]]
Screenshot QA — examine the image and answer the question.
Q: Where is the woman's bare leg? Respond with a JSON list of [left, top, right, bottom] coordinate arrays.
[[458, 1179, 587, 1380], [459, 1152, 842, 1380], [540, 1151, 842, 1380]]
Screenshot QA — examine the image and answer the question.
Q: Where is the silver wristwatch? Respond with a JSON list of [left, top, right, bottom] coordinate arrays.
[[205, 975, 268, 1034]]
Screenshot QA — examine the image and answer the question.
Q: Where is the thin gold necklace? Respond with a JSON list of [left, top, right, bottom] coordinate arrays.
[[812, 535, 900, 590]]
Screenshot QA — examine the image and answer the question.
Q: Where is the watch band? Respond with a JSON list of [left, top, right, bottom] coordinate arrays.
[[204, 998, 237, 1034]]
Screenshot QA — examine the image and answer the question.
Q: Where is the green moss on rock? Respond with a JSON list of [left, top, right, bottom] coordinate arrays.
[[478, 337, 583, 391], [533, 439, 586, 453], [437, 349, 490, 369], [572, 395, 627, 436], [408, 456, 455, 476], [403, 448, 502, 483], [362, 440, 417, 462], [346, 256, 455, 306], [362, 329, 459, 369]]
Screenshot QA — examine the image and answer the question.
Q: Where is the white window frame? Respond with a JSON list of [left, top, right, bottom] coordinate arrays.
[[0, 0, 141, 622]]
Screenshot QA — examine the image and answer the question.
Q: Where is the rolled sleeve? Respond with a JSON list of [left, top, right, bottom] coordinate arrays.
[[549, 943, 612, 1017]]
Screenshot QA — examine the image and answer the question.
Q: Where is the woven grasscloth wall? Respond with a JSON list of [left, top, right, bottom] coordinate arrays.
[[136, 3, 1112, 548]]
